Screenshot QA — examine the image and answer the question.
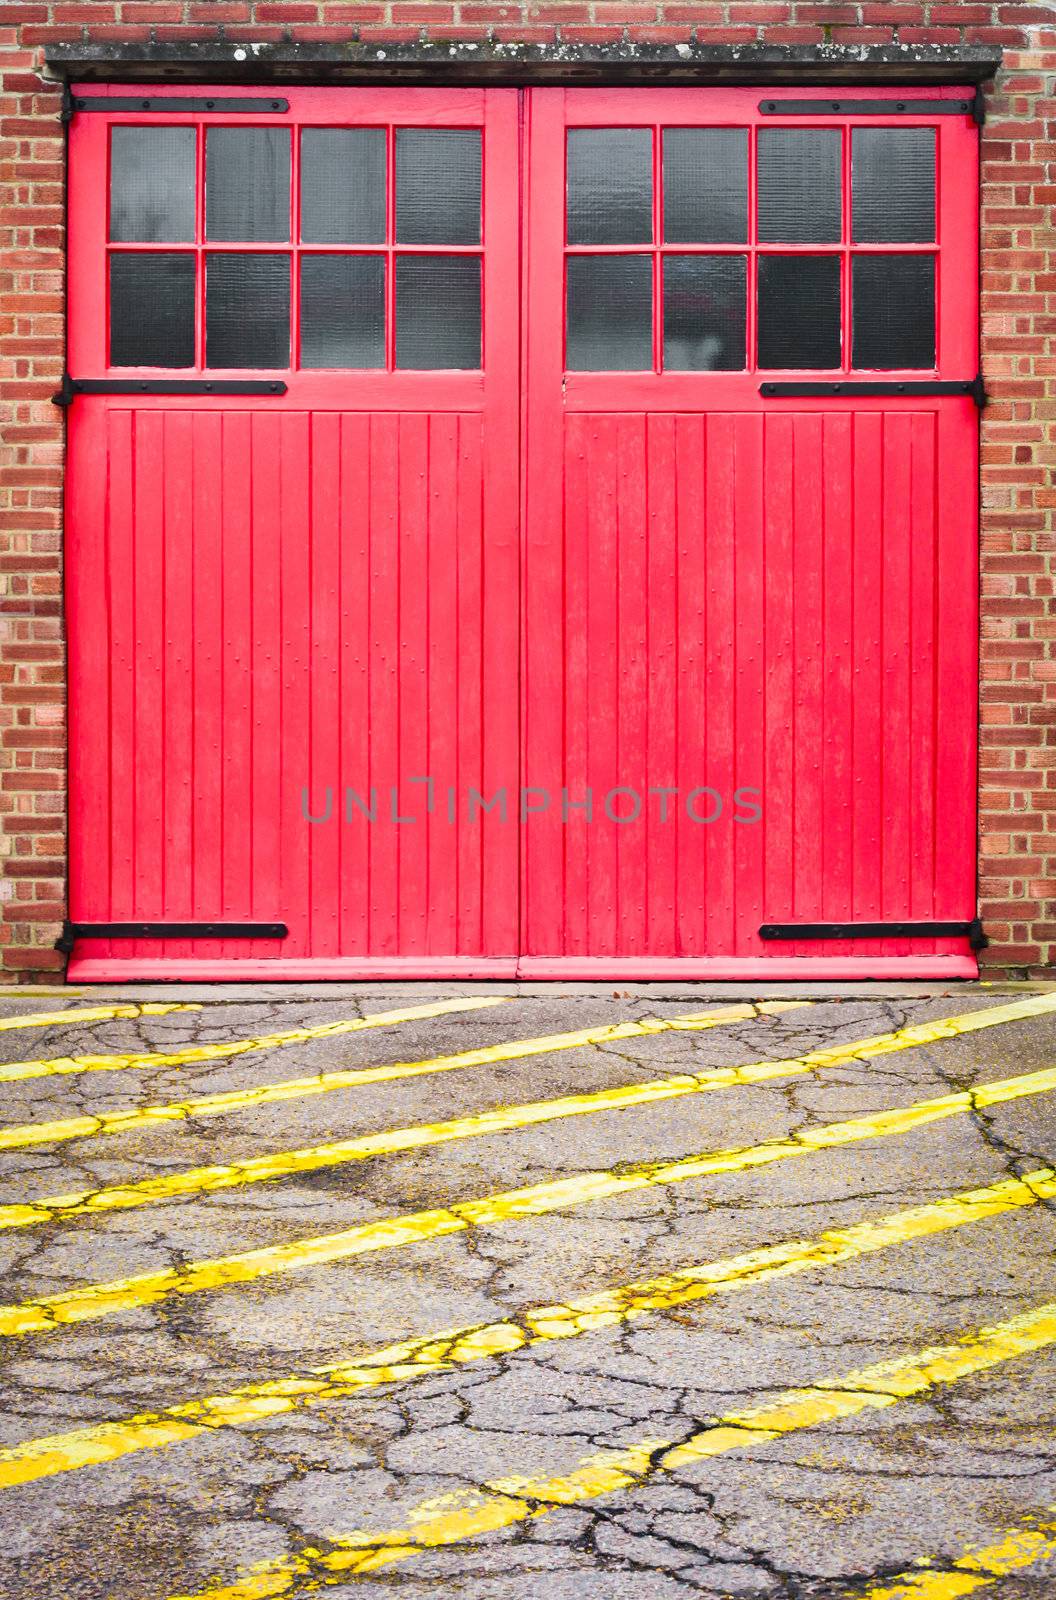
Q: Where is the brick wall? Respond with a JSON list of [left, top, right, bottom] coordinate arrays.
[[1, 1, 1054, 977]]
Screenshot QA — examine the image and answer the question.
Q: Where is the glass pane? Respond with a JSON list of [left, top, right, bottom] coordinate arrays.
[[300, 128, 386, 244], [566, 254, 652, 371], [852, 254, 935, 369], [662, 128, 747, 244], [663, 255, 746, 371], [852, 129, 936, 243], [757, 254, 841, 369], [206, 253, 290, 368], [395, 256, 480, 369], [395, 130, 481, 245], [110, 127, 195, 243], [109, 252, 196, 367], [567, 129, 652, 245], [300, 254, 385, 369], [757, 129, 841, 243], [205, 128, 290, 242]]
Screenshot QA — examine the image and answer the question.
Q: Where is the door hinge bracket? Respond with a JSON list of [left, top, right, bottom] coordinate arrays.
[[56, 920, 289, 953], [52, 377, 288, 400], [60, 81, 74, 125], [972, 85, 987, 126], [758, 95, 978, 117], [760, 379, 984, 401], [66, 95, 290, 116], [759, 918, 988, 950]]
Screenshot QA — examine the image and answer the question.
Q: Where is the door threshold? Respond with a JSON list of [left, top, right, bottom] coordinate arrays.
[[66, 954, 979, 982]]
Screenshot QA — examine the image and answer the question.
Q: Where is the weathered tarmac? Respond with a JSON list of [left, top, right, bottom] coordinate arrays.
[[0, 982, 1051, 1600]]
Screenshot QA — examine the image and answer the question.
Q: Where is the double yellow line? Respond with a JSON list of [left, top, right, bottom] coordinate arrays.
[[3, 1056, 1056, 1338], [2, 1164, 1052, 1492], [167, 1296, 1056, 1600], [0, 998, 804, 1154], [0, 989, 1053, 1600], [2, 992, 1054, 1232], [0, 993, 512, 1084]]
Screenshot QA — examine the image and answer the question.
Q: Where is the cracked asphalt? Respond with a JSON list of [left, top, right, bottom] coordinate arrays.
[[0, 982, 1052, 1600]]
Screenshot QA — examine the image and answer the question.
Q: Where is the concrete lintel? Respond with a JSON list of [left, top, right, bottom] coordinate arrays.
[[44, 39, 1002, 87]]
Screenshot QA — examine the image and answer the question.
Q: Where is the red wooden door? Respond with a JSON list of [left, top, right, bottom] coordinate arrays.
[[65, 85, 981, 979], [521, 86, 981, 977], [66, 87, 520, 978]]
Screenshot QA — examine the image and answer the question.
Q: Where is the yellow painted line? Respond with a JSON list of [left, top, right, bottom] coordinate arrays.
[[0, 994, 513, 1084], [3, 987, 1052, 1148], [0, 1000, 805, 1152], [1, 1166, 1051, 1492], [2, 1061, 1055, 1338], [851, 1515, 1056, 1599], [168, 1299, 1056, 1600], [0, 1002, 201, 1033], [0, 1000, 1052, 1231], [0, 1009, 855, 1226]]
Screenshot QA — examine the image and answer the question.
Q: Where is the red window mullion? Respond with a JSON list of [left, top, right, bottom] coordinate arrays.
[[290, 126, 301, 369], [386, 123, 396, 373], [841, 121, 852, 373], [747, 120, 757, 371], [194, 120, 205, 371], [652, 123, 662, 375]]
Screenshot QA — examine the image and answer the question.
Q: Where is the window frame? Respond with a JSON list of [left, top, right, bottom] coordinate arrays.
[[562, 116, 943, 377], [86, 99, 488, 379]]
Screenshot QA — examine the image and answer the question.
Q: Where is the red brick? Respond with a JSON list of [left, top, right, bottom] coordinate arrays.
[[256, 3, 321, 18]]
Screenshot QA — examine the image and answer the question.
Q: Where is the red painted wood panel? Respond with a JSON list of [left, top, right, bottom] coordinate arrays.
[[521, 86, 980, 976], [66, 87, 520, 978]]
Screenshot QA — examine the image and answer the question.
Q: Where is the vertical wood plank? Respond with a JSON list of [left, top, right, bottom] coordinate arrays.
[[645, 413, 678, 957], [189, 412, 224, 960], [338, 413, 372, 957], [427, 413, 460, 955], [249, 412, 283, 958], [762, 413, 795, 939], [616, 413, 648, 956]]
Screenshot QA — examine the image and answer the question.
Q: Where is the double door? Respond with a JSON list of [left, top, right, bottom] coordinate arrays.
[[65, 84, 980, 977]]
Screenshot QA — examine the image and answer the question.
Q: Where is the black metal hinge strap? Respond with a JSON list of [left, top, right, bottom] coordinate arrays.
[[759, 98, 976, 116], [52, 377, 287, 404], [759, 919, 988, 951], [760, 379, 986, 408], [56, 921, 289, 954], [68, 96, 289, 115]]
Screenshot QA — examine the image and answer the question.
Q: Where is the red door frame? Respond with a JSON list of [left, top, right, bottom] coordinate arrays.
[[64, 84, 981, 980]]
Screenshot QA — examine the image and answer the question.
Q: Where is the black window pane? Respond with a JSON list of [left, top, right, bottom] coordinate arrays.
[[301, 128, 386, 244], [662, 128, 747, 244], [395, 130, 481, 245], [757, 254, 841, 369], [663, 255, 746, 371], [109, 253, 195, 367], [206, 253, 290, 368], [566, 254, 652, 371], [300, 254, 385, 369], [206, 128, 290, 242], [757, 129, 841, 243], [852, 254, 935, 370], [567, 129, 652, 245], [395, 256, 480, 369], [852, 128, 936, 243], [110, 127, 195, 243]]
